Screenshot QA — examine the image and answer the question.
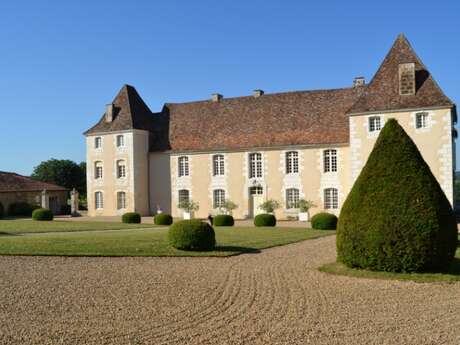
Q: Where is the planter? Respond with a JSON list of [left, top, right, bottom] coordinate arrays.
[[183, 211, 193, 220], [299, 212, 310, 222]]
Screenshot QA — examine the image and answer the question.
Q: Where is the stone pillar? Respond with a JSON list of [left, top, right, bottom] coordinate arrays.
[[71, 188, 80, 217], [41, 189, 49, 209]]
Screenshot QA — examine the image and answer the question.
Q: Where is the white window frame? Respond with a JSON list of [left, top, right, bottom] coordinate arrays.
[[368, 116, 382, 133], [415, 112, 429, 129], [116, 135, 125, 147], [94, 161, 103, 179], [94, 137, 102, 149], [213, 189, 225, 209], [286, 188, 300, 209], [323, 149, 337, 173], [95, 191, 103, 209], [117, 160, 126, 179], [178, 156, 189, 177], [178, 189, 190, 204], [117, 191, 126, 210], [212, 154, 225, 176], [324, 188, 338, 209], [285, 151, 299, 174], [249, 153, 263, 178]]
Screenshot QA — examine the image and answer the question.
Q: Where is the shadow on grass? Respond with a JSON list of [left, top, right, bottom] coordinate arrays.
[[214, 246, 261, 254], [0, 232, 18, 236]]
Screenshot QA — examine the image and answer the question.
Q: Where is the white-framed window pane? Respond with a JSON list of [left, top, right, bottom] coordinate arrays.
[[178, 189, 190, 203], [286, 188, 300, 209], [369, 116, 382, 132], [249, 186, 263, 195], [117, 161, 126, 178], [249, 153, 262, 178], [95, 137, 102, 149], [178, 156, 189, 177], [416, 112, 428, 129], [95, 192, 103, 209], [95, 162, 103, 179], [324, 188, 338, 209], [286, 151, 299, 174], [213, 189, 225, 208], [323, 150, 337, 173], [117, 192, 126, 209], [116, 135, 124, 147], [213, 154, 225, 176]]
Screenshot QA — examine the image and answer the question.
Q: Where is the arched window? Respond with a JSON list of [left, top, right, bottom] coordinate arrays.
[[117, 192, 126, 210], [178, 156, 189, 177], [212, 154, 225, 176], [116, 135, 125, 147], [95, 191, 103, 209], [286, 188, 300, 209], [178, 189, 190, 204], [213, 189, 225, 209], [117, 160, 126, 178], [323, 149, 337, 173], [249, 153, 262, 178], [324, 188, 338, 209], [94, 161, 103, 179], [285, 151, 299, 174]]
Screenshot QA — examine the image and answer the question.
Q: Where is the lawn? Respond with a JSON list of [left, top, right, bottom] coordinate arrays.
[[0, 226, 334, 257]]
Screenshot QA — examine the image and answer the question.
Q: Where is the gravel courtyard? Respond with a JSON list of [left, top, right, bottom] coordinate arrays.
[[1, 235, 460, 345]]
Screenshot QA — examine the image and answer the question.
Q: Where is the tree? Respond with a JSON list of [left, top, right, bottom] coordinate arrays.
[[31, 159, 86, 195], [337, 119, 457, 273]]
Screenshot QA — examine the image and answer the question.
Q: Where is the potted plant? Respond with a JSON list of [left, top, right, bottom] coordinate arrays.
[[178, 200, 199, 219], [259, 199, 280, 214], [221, 199, 238, 215], [298, 199, 316, 221]]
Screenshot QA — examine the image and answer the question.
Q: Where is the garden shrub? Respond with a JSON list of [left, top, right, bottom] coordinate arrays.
[[8, 202, 37, 217], [122, 212, 141, 224], [254, 213, 276, 227], [0, 202, 3, 219], [168, 220, 215, 251], [337, 119, 457, 273], [311, 212, 338, 230], [32, 208, 53, 221], [213, 214, 234, 226], [154, 213, 173, 225]]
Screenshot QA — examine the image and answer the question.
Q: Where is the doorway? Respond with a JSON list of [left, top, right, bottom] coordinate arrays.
[[249, 186, 264, 218]]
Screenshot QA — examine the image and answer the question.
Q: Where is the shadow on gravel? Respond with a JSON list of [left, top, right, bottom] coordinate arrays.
[[214, 246, 261, 254]]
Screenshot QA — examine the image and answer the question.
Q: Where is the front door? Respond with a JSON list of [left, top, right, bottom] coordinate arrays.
[[249, 186, 264, 218]]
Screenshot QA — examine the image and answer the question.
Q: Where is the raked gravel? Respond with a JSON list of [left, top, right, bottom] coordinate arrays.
[[1, 235, 460, 345]]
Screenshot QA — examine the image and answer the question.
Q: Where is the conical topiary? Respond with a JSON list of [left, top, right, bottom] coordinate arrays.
[[337, 118, 457, 272]]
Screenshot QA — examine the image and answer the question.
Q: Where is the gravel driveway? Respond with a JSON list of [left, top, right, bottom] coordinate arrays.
[[1, 235, 460, 345]]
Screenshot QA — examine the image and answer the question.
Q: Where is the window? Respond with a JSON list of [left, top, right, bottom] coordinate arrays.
[[117, 160, 126, 178], [178, 189, 190, 204], [178, 156, 189, 177], [286, 151, 299, 174], [416, 112, 429, 129], [94, 161, 103, 179], [369, 116, 382, 133], [249, 153, 263, 178], [117, 192, 126, 210], [324, 188, 338, 209], [212, 154, 225, 176], [249, 186, 263, 195], [213, 189, 225, 209], [95, 137, 102, 149], [323, 149, 337, 173], [116, 135, 125, 147], [286, 188, 300, 209], [95, 191, 103, 209]]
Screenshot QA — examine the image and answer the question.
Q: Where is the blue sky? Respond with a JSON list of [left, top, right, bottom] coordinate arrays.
[[0, 0, 459, 175]]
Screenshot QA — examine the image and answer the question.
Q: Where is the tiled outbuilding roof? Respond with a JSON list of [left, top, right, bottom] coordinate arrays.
[[0, 172, 68, 193]]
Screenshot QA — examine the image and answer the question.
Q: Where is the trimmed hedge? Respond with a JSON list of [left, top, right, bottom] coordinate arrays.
[[337, 119, 458, 273], [168, 220, 215, 251], [32, 208, 54, 221], [213, 215, 234, 227], [311, 213, 337, 230], [254, 214, 276, 227], [154, 213, 173, 225], [122, 212, 141, 224], [8, 202, 39, 217], [0, 202, 3, 219]]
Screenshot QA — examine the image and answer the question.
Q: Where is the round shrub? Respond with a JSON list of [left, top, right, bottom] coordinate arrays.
[[337, 119, 458, 273], [8, 202, 35, 217], [311, 212, 338, 230], [0, 202, 4, 219], [154, 213, 173, 225], [213, 215, 234, 227], [168, 220, 215, 251], [32, 208, 53, 221], [254, 214, 276, 227], [122, 212, 141, 224]]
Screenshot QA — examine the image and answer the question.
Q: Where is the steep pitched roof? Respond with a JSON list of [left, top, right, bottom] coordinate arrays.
[[84, 85, 155, 135], [348, 34, 453, 115], [0, 172, 68, 193]]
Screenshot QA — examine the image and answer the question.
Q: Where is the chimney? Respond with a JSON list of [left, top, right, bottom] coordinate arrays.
[[212, 93, 223, 102], [253, 89, 264, 97], [105, 103, 114, 122], [353, 77, 365, 87], [399, 63, 416, 95]]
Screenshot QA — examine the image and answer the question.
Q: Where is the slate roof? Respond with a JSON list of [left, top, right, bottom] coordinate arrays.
[[84, 34, 455, 152], [0, 172, 68, 193]]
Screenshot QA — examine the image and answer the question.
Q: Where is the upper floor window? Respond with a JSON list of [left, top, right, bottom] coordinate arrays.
[[116, 135, 125, 147], [212, 154, 225, 176], [286, 188, 300, 209], [117, 191, 126, 210], [213, 189, 226, 209], [95, 137, 102, 149], [94, 161, 103, 179], [178, 156, 189, 177], [117, 160, 126, 178], [323, 149, 337, 173], [286, 151, 299, 174], [95, 191, 103, 209], [415, 112, 429, 129], [369, 116, 382, 133], [249, 153, 263, 178], [324, 188, 338, 209], [178, 189, 190, 204]]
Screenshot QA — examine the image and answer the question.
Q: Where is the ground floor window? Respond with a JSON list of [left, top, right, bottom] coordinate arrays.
[[95, 191, 103, 209], [324, 188, 338, 209], [249, 186, 263, 195], [286, 188, 300, 209], [213, 189, 225, 209], [178, 189, 190, 204], [117, 192, 126, 210]]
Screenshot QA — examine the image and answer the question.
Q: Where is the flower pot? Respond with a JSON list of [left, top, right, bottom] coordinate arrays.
[[299, 212, 309, 222], [183, 211, 193, 220]]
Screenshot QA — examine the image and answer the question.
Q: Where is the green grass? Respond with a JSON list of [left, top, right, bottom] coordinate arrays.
[[0, 227, 334, 257], [0, 220, 154, 234]]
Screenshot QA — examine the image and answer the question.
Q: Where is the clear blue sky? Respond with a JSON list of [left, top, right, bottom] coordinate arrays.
[[1, 0, 459, 175]]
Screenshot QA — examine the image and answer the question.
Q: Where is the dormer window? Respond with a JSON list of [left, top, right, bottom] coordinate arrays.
[[95, 137, 102, 149], [399, 63, 416, 96], [116, 135, 124, 147]]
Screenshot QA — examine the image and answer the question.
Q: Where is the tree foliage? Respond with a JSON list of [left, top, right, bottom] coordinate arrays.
[[31, 159, 86, 194]]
